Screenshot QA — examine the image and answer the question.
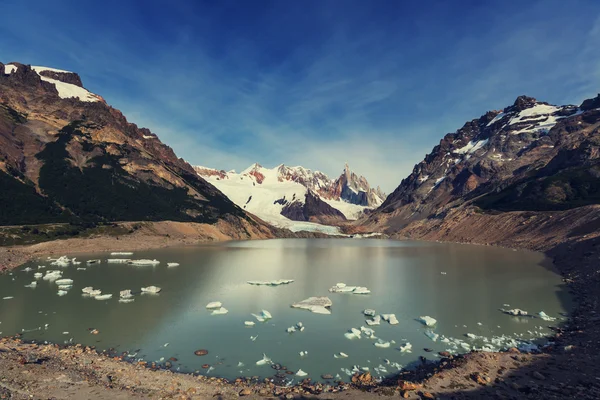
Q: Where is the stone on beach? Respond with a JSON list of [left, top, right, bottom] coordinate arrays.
[[206, 301, 222, 309], [291, 296, 332, 314], [417, 316, 437, 327]]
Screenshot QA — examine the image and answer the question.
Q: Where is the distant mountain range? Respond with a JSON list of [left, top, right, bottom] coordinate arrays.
[[362, 93, 600, 233], [0, 61, 278, 238], [194, 163, 385, 228]]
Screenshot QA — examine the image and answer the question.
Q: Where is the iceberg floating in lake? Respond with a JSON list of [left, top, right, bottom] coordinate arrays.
[[381, 314, 399, 325], [55, 278, 73, 286], [244, 321, 255, 326], [333, 352, 349, 359], [251, 313, 265, 322], [417, 316, 437, 327], [502, 308, 528, 316], [329, 283, 371, 294], [247, 279, 294, 286], [23, 267, 33, 272], [363, 309, 376, 317], [374, 340, 391, 348], [206, 301, 222, 309], [86, 259, 101, 265], [129, 259, 160, 266], [107, 259, 131, 264], [291, 296, 332, 315], [119, 298, 134, 303], [261, 310, 272, 319], [424, 330, 439, 342], [57, 290, 68, 296], [211, 307, 228, 315], [286, 326, 296, 333], [360, 326, 376, 339], [50, 256, 71, 267], [296, 369, 308, 377], [256, 353, 271, 366], [538, 311, 556, 321], [111, 252, 133, 256], [167, 263, 179, 267], [33, 273, 43, 279], [399, 342, 412, 352], [43, 270, 63, 281], [57, 285, 72, 290], [141, 286, 161, 293], [95, 294, 112, 300], [345, 328, 362, 340], [120, 290, 133, 299], [366, 315, 381, 326], [24, 281, 37, 288]]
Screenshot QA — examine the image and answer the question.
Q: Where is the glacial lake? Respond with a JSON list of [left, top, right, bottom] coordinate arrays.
[[0, 239, 570, 383]]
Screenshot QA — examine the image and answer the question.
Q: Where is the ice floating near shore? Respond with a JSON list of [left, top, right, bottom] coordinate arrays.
[[256, 353, 271, 366], [360, 326, 376, 339], [417, 316, 437, 327], [50, 256, 72, 267], [344, 327, 362, 340], [57, 285, 72, 290], [211, 307, 228, 315], [107, 259, 131, 264], [167, 263, 180, 267], [247, 279, 294, 286], [129, 259, 160, 266], [291, 296, 332, 315], [399, 342, 412, 352], [33, 273, 43, 279], [381, 314, 399, 325], [329, 283, 371, 294], [261, 310, 272, 319], [119, 298, 134, 303], [23, 267, 33, 272], [55, 278, 73, 286], [141, 286, 161, 293], [25, 282, 37, 288], [57, 290, 68, 296], [538, 311, 556, 321], [206, 301, 222, 309], [363, 309, 376, 317], [366, 315, 381, 326], [424, 330, 439, 342], [120, 290, 133, 299], [374, 340, 391, 348], [334, 352, 349, 359], [296, 369, 308, 377], [95, 294, 112, 300], [111, 252, 133, 256], [86, 259, 101, 265], [502, 308, 528, 316], [244, 321, 255, 326]]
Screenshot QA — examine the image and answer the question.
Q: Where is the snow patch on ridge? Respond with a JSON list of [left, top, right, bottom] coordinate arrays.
[[30, 66, 100, 102], [454, 139, 489, 155], [4, 64, 17, 74]]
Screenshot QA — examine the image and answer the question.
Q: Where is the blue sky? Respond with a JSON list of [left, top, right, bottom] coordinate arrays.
[[1, 0, 599, 192]]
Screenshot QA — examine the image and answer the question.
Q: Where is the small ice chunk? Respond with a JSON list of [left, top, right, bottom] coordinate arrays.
[[329, 283, 371, 294], [286, 326, 296, 333], [366, 315, 381, 326], [247, 279, 294, 286], [244, 321, 255, 326], [25, 282, 37, 288], [57, 290, 68, 296], [251, 313, 265, 322], [256, 353, 271, 366], [417, 316, 437, 326], [334, 352, 349, 358], [503, 308, 528, 316], [424, 330, 439, 342], [381, 314, 399, 325], [291, 296, 332, 315], [237, 362, 244, 367], [23, 267, 33, 272], [538, 311, 556, 321], [55, 278, 73, 286], [94, 294, 112, 300], [107, 259, 131, 264], [374, 340, 391, 348], [33, 273, 43, 279], [399, 342, 412, 352], [360, 326, 376, 338], [3, 296, 14, 300], [345, 328, 362, 340], [111, 252, 133, 256], [261, 310, 272, 319], [167, 263, 180, 267], [250, 335, 258, 341], [129, 259, 160, 266], [141, 286, 161, 293], [206, 301, 222, 309], [120, 290, 133, 299], [296, 369, 308, 377], [299, 351, 308, 357], [363, 309, 376, 317], [211, 307, 228, 315], [119, 298, 134, 303]]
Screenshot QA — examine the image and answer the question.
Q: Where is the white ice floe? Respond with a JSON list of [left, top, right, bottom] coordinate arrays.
[[299, 350, 308, 357], [86, 259, 101, 265], [424, 330, 439, 342], [24, 282, 37, 288], [244, 321, 255, 326], [167, 263, 180, 267], [296, 369, 308, 377], [334, 352, 349, 359], [129, 259, 160, 266], [261, 310, 272, 319], [365, 315, 381, 326], [107, 259, 131, 264], [363, 309, 376, 317], [211, 307, 228, 315], [3, 296, 13, 300], [141, 286, 161, 293], [287, 322, 304, 333], [399, 342, 412, 352], [247, 279, 294, 286], [360, 326, 376, 339], [256, 353, 271, 366], [291, 296, 332, 315], [57, 285, 72, 290], [502, 308, 528, 316], [206, 301, 222, 309], [111, 252, 133, 256], [120, 290, 133, 299], [57, 290, 68, 296], [250, 335, 258, 341], [538, 311, 556, 321], [344, 328, 362, 340], [23, 267, 33, 272], [381, 314, 399, 325], [55, 278, 73, 286], [119, 298, 134, 303], [374, 340, 391, 348], [33, 273, 43, 279], [95, 294, 112, 300], [417, 316, 437, 327], [329, 283, 371, 294], [50, 256, 72, 267]]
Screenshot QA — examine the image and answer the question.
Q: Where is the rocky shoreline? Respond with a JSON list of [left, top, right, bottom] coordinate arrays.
[[1, 217, 599, 398]]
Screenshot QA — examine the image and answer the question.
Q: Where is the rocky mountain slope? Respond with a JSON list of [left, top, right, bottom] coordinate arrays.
[[194, 163, 385, 229], [361, 93, 600, 232], [0, 62, 277, 237]]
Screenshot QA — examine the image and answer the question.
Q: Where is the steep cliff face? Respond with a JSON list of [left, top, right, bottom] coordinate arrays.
[[0, 61, 262, 229], [362, 94, 600, 232]]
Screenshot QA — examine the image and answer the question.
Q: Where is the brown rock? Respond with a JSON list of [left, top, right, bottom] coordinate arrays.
[[194, 349, 208, 356], [471, 372, 488, 385], [532, 371, 545, 380], [398, 380, 420, 391], [421, 391, 435, 399], [438, 351, 451, 358], [238, 388, 252, 396], [401, 390, 410, 398]]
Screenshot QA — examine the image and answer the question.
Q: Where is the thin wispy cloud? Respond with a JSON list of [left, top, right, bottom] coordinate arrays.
[[1, 0, 599, 192]]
